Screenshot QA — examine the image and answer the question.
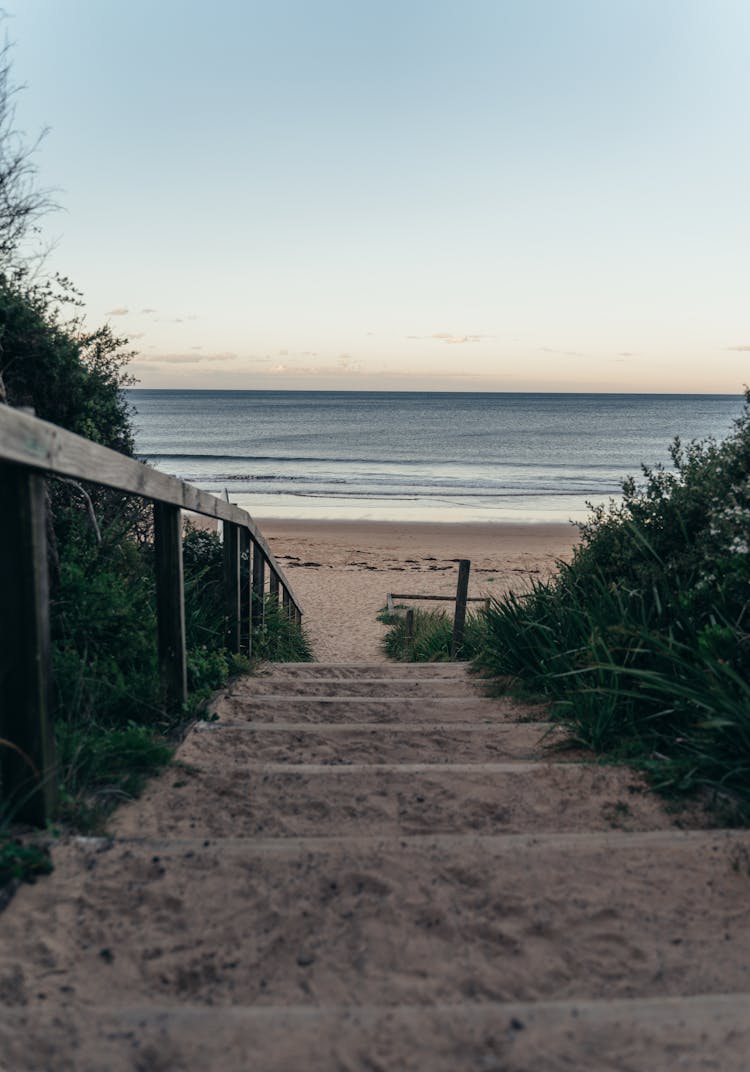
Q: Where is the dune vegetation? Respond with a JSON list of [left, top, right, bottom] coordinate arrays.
[[1, 273, 311, 835], [383, 395, 750, 817]]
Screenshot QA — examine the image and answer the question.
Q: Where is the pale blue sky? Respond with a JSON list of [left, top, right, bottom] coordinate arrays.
[[4, 0, 750, 391]]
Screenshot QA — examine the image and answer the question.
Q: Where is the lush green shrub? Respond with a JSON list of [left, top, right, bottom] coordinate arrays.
[[182, 525, 225, 652], [476, 391, 750, 813], [52, 517, 160, 727], [0, 272, 135, 452]]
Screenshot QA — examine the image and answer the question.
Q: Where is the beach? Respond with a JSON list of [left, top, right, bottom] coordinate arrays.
[[260, 518, 579, 662]]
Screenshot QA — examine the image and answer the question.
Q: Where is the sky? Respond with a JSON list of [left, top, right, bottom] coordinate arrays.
[[3, 0, 750, 392]]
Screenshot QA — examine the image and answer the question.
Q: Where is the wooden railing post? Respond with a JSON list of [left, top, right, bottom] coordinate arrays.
[[269, 568, 280, 601], [153, 503, 187, 710], [405, 608, 415, 655], [223, 521, 241, 654], [251, 539, 266, 634], [451, 559, 471, 659], [0, 409, 305, 734], [0, 464, 57, 825], [240, 527, 251, 657]]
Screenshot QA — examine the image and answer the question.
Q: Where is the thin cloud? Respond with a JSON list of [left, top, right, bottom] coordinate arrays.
[[135, 351, 238, 365], [106, 307, 129, 316], [271, 349, 318, 359], [727, 345, 750, 352], [141, 307, 157, 314], [540, 347, 588, 358], [407, 332, 490, 344], [269, 358, 363, 377]]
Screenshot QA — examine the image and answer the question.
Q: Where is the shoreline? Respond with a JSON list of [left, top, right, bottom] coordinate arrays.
[[255, 517, 579, 532]]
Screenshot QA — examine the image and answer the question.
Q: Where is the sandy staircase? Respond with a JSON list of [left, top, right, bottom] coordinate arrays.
[[2, 662, 750, 1070]]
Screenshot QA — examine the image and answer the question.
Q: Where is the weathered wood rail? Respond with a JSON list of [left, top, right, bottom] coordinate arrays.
[[0, 405, 303, 826], [387, 559, 487, 658]]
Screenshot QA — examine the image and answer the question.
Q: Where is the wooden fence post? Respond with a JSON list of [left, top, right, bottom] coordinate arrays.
[[251, 540, 266, 634], [223, 521, 241, 653], [405, 608, 415, 654], [451, 559, 471, 659], [0, 465, 57, 825], [153, 502, 188, 710], [282, 586, 291, 619], [269, 568, 280, 601], [240, 527, 251, 657]]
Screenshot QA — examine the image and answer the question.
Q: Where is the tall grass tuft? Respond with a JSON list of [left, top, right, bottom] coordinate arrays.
[[380, 605, 487, 662], [252, 595, 313, 662]]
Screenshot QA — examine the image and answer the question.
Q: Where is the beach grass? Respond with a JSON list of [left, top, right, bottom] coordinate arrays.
[[379, 604, 487, 662]]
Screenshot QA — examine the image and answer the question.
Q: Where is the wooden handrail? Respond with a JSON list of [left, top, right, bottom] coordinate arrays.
[[389, 593, 488, 602], [0, 405, 299, 600], [0, 404, 304, 826]]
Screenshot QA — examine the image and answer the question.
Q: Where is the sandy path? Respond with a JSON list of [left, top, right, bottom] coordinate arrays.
[[260, 519, 578, 661], [2, 524, 748, 1068], [1, 661, 749, 1069]]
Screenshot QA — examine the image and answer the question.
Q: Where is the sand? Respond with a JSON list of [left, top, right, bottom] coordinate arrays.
[[258, 518, 578, 661], [2, 661, 749, 1070], [14, 519, 747, 1070]]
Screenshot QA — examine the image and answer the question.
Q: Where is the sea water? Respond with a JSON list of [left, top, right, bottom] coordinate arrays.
[[128, 390, 744, 523]]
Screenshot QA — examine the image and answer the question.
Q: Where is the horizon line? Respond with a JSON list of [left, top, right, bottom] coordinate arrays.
[[125, 387, 745, 397]]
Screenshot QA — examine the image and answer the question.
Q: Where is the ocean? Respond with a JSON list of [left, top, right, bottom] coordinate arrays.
[[128, 390, 745, 524]]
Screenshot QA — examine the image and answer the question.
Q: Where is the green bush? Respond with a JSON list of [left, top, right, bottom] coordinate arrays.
[[52, 520, 160, 727], [475, 391, 750, 813], [0, 272, 135, 452]]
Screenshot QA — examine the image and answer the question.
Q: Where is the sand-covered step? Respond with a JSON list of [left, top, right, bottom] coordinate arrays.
[[3, 832, 749, 1013], [254, 662, 474, 680], [4, 993, 749, 1072], [231, 677, 479, 698], [210, 694, 541, 724], [112, 760, 706, 838], [189, 721, 562, 765]]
